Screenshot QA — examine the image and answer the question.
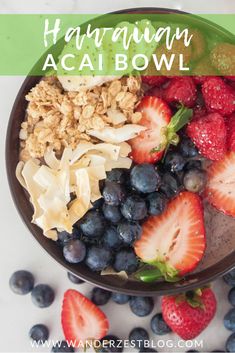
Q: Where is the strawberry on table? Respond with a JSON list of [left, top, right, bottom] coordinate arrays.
[[186, 112, 227, 161], [134, 191, 206, 281], [204, 152, 235, 218], [163, 77, 197, 108], [162, 287, 217, 340], [61, 289, 109, 345], [202, 77, 235, 115], [129, 96, 192, 164]]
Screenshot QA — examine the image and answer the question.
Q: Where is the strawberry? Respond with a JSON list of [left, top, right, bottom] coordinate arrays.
[[186, 112, 227, 161], [162, 287, 217, 340], [134, 191, 206, 280], [61, 289, 109, 345], [163, 77, 197, 108], [202, 77, 235, 115], [129, 97, 193, 164], [210, 43, 235, 76], [204, 152, 235, 217], [141, 76, 168, 86], [226, 114, 235, 151]]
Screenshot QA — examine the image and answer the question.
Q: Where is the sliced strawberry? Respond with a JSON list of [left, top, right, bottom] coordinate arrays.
[[128, 96, 172, 164], [61, 289, 109, 345], [204, 152, 235, 217], [134, 191, 206, 277]]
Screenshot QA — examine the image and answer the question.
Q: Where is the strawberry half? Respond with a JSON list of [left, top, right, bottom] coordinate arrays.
[[61, 289, 109, 345], [204, 152, 235, 218], [134, 191, 206, 278], [128, 96, 172, 164]]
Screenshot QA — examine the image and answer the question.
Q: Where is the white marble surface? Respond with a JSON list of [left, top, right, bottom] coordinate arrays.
[[1, 1, 235, 352]]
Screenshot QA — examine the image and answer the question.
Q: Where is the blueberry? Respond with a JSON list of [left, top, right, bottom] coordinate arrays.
[[29, 324, 49, 343], [51, 340, 75, 352], [151, 313, 171, 335], [223, 269, 235, 286], [103, 226, 123, 250], [184, 160, 202, 171], [114, 249, 139, 274], [121, 195, 147, 221], [224, 308, 235, 331], [102, 204, 122, 223], [111, 292, 130, 304], [31, 284, 55, 308], [102, 181, 126, 206], [117, 221, 142, 245], [229, 288, 235, 306], [107, 169, 127, 184], [226, 333, 235, 352], [67, 272, 84, 284], [179, 136, 198, 158], [129, 296, 154, 317], [9, 270, 34, 295], [100, 335, 123, 353], [63, 239, 86, 264], [92, 198, 104, 210], [80, 210, 106, 238], [130, 164, 161, 194], [57, 228, 81, 246], [85, 246, 112, 272], [146, 192, 167, 216], [91, 287, 111, 306], [160, 172, 181, 198], [164, 152, 186, 173], [183, 168, 207, 193], [129, 327, 149, 349]]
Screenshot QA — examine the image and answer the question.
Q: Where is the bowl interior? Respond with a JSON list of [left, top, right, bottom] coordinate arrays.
[[6, 8, 235, 295]]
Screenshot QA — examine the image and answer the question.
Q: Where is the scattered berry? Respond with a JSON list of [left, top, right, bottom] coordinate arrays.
[[103, 181, 126, 206], [183, 168, 207, 193], [226, 333, 235, 352], [224, 308, 235, 331], [113, 249, 139, 274], [102, 204, 122, 224], [63, 239, 86, 264], [129, 327, 149, 349], [117, 221, 142, 245], [29, 324, 49, 343], [163, 77, 197, 108], [121, 195, 147, 221], [111, 292, 130, 304], [224, 269, 235, 287], [130, 164, 161, 194], [150, 313, 171, 335], [85, 246, 112, 272], [91, 287, 111, 306], [129, 296, 154, 317], [80, 210, 106, 238], [9, 270, 34, 295], [146, 192, 167, 216], [31, 284, 55, 308], [228, 288, 235, 307], [67, 272, 84, 284]]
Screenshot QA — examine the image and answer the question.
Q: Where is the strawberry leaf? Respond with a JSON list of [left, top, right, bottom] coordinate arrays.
[[136, 260, 181, 283]]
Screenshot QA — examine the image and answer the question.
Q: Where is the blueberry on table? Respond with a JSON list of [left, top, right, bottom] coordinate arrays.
[[224, 308, 235, 331], [67, 272, 84, 284], [111, 292, 130, 305], [164, 152, 186, 173], [129, 327, 149, 349], [102, 204, 122, 224], [151, 313, 171, 335], [102, 181, 126, 206], [63, 239, 86, 264], [130, 164, 161, 194], [229, 288, 235, 306], [183, 168, 207, 193], [103, 226, 123, 250], [91, 287, 111, 306], [179, 136, 198, 158], [146, 192, 167, 216], [226, 333, 235, 352], [121, 195, 147, 221], [29, 324, 49, 343], [223, 269, 235, 286], [51, 340, 75, 352], [106, 168, 127, 184], [31, 284, 55, 308], [159, 172, 181, 198], [85, 246, 112, 272], [80, 210, 106, 238], [9, 270, 34, 295], [129, 296, 154, 317], [100, 335, 123, 353], [117, 221, 142, 245], [113, 249, 139, 274]]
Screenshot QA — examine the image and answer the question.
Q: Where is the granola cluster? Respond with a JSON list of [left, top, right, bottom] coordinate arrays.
[[19, 76, 142, 161]]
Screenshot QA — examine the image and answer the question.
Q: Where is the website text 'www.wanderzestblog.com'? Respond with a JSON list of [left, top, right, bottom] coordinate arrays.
[[30, 338, 204, 350]]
